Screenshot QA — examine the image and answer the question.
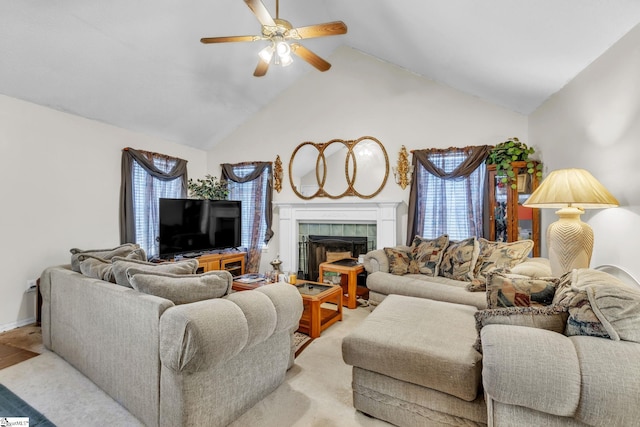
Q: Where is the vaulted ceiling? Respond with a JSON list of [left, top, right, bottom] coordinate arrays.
[[2, 1, 640, 150]]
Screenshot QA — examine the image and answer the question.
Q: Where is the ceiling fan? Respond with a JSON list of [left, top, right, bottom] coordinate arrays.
[[200, 0, 347, 77]]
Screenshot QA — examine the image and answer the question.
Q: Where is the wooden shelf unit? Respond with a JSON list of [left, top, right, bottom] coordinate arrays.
[[487, 161, 541, 257], [191, 252, 246, 276]]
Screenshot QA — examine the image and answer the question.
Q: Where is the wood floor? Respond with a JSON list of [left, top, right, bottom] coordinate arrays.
[[0, 342, 39, 369], [0, 324, 43, 370]]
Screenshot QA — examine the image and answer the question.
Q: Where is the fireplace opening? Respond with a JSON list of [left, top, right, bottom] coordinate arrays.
[[298, 235, 373, 282]]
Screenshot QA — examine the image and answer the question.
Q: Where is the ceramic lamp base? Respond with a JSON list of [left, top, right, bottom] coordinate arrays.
[[547, 207, 594, 276]]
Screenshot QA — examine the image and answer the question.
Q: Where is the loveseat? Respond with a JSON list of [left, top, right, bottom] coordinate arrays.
[[344, 236, 640, 426], [40, 245, 303, 427]]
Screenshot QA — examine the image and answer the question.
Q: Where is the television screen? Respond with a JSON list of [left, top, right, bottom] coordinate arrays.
[[159, 198, 242, 258]]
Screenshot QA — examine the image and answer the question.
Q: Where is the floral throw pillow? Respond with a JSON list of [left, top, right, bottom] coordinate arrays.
[[439, 237, 479, 282], [471, 239, 533, 289], [486, 271, 558, 309], [384, 247, 419, 275], [410, 234, 449, 277]]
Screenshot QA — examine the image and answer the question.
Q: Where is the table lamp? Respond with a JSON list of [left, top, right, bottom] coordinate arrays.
[[523, 168, 619, 276]]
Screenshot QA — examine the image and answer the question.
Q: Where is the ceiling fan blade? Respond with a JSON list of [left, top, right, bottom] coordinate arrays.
[[244, 0, 276, 27], [254, 58, 270, 77], [290, 43, 331, 72], [289, 21, 347, 39], [200, 35, 262, 44]]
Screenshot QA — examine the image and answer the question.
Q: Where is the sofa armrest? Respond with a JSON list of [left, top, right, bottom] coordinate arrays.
[[363, 249, 388, 273], [159, 282, 302, 374], [481, 325, 581, 418]]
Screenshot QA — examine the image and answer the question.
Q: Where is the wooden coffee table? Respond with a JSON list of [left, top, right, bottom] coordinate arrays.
[[294, 280, 342, 338], [232, 274, 270, 292]]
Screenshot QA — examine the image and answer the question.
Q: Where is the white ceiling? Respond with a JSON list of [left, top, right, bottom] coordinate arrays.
[[2, 1, 640, 151]]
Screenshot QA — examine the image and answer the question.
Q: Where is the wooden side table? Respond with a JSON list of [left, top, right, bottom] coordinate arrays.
[[318, 260, 367, 309], [295, 280, 342, 338]]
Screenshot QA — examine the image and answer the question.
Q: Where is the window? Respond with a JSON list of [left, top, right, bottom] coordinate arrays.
[[407, 146, 491, 243], [131, 158, 183, 257], [120, 148, 187, 259], [222, 162, 273, 273], [228, 164, 269, 250]]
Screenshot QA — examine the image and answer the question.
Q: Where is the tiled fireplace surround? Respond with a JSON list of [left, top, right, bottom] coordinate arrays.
[[274, 201, 402, 273]]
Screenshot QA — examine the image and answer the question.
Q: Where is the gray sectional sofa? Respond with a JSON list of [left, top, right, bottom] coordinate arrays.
[[40, 262, 303, 427], [344, 242, 640, 426]]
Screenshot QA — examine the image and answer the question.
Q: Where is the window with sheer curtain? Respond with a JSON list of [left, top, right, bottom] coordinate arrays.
[[407, 146, 491, 243], [221, 162, 273, 273], [120, 148, 187, 259]]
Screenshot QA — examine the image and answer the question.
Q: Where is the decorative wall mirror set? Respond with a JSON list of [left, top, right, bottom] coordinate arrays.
[[287, 136, 389, 199]]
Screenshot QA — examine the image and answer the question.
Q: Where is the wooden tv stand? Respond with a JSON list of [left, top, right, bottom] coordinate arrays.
[[183, 252, 246, 276]]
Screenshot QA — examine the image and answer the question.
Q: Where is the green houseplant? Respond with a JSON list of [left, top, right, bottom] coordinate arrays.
[[187, 175, 229, 200], [487, 137, 543, 189]]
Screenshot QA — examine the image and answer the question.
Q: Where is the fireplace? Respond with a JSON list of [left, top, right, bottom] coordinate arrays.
[[299, 235, 373, 281], [274, 201, 402, 273]]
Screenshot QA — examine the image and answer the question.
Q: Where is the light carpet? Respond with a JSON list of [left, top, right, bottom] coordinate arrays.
[[0, 306, 391, 427]]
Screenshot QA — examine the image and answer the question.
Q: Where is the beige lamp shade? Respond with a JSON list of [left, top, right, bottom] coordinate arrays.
[[523, 168, 619, 209], [523, 168, 619, 276]]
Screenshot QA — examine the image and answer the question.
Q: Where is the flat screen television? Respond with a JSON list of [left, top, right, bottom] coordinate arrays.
[[159, 198, 242, 258]]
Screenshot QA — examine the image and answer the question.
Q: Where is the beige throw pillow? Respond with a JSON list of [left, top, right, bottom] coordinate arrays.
[[129, 270, 232, 304], [111, 257, 199, 288], [70, 243, 144, 272]]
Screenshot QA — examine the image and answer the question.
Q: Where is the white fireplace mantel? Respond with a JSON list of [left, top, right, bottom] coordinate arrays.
[[274, 201, 402, 272]]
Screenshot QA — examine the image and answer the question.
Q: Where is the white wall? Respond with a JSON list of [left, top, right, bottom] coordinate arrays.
[[0, 95, 208, 330], [208, 46, 528, 272], [530, 23, 640, 280]]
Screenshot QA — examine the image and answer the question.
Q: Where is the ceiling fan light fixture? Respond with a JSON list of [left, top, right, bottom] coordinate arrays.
[[258, 44, 275, 63]]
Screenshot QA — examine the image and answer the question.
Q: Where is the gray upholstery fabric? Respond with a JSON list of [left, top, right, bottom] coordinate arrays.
[[78, 255, 115, 282], [586, 284, 640, 342], [352, 367, 487, 427], [489, 400, 589, 427], [160, 299, 251, 373], [40, 265, 303, 427], [481, 325, 581, 417], [44, 266, 173, 427], [366, 271, 488, 309], [343, 295, 482, 401], [70, 243, 142, 272], [111, 257, 198, 287], [129, 269, 232, 304], [571, 336, 640, 426]]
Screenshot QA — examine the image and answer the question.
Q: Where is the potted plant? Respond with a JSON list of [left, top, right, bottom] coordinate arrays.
[[487, 137, 543, 189], [187, 175, 229, 200]]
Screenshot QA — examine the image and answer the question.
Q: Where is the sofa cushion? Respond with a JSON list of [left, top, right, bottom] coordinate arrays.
[[486, 272, 557, 308], [410, 234, 449, 277], [473, 305, 569, 352], [70, 243, 144, 272], [468, 239, 533, 291], [439, 237, 479, 282], [78, 255, 116, 282], [129, 270, 231, 304], [343, 295, 482, 402], [111, 257, 199, 288]]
